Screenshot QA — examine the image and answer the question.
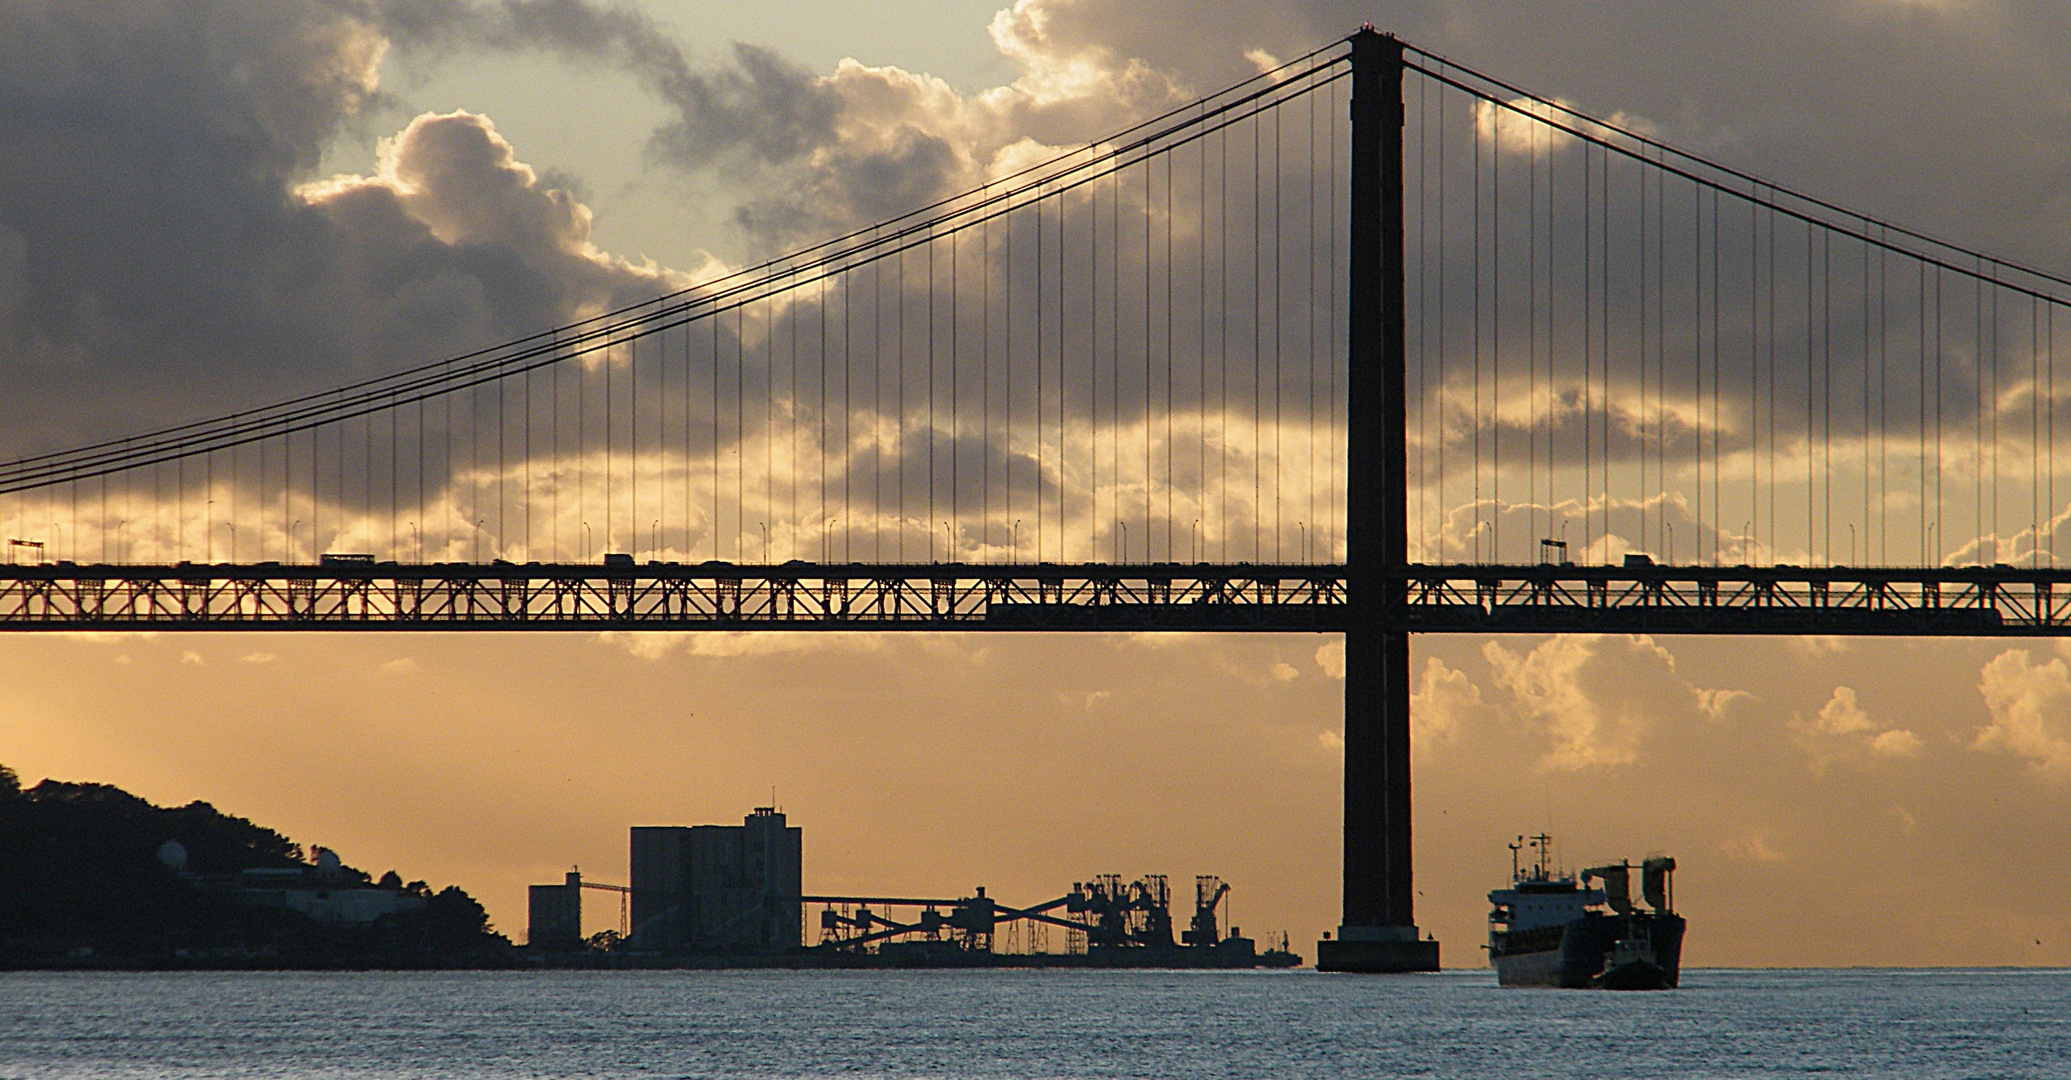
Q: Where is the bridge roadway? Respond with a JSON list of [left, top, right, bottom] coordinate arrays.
[[3, 560, 2071, 635]]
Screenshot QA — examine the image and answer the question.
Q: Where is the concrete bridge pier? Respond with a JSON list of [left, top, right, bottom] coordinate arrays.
[[1314, 26, 1439, 973], [1315, 626, 1437, 972]]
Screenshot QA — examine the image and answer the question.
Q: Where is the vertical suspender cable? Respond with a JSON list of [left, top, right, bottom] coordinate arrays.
[[1415, 74, 1425, 556], [1206, 99, 1216, 560], [1491, 100, 1501, 561], [929, 232, 938, 559], [1169, 124, 1178, 561], [1438, 84, 1447, 558], [1472, 95, 1481, 559], [1529, 105, 1538, 551], [1273, 103, 1283, 561]]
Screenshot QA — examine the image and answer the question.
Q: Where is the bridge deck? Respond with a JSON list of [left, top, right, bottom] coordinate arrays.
[[1, 562, 2068, 634]]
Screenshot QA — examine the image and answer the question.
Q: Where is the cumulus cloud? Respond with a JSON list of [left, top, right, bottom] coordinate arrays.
[[1796, 684, 1924, 773], [1480, 634, 1726, 770], [1815, 686, 1873, 735], [0, 0, 677, 461], [9, 0, 2071, 972], [1871, 728, 1925, 757], [1975, 646, 2071, 774], [1410, 655, 1485, 749], [299, 107, 686, 321], [595, 630, 884, 661], [12, 0, 2071, 575], [399, 0, 1190, 249]]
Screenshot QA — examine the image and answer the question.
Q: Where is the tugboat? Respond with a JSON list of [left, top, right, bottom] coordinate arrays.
[[1485, 835, 1684, 990]]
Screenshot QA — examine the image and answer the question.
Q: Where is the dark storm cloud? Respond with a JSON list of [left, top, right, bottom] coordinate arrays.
[[0, 0, 685, 459], [418, 0, 843, 168], [8, 0, 2071, 567], [1095, 0, 2071, 270]]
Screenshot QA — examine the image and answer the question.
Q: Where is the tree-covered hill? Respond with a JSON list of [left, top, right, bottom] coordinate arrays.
[[0, 765, 512, 968]]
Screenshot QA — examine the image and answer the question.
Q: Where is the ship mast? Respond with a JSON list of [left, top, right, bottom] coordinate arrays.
[[1529, 834, 1554, 881]]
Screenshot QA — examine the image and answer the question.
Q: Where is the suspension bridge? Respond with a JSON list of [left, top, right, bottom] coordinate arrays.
[[6, 28, 2071, 970]]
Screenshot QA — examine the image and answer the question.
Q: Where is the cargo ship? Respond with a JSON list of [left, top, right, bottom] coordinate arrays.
[[1485, 835, 1683, 990]]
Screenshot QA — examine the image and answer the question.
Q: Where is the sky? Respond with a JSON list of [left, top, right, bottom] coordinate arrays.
[[3, 0, 2071, 966]]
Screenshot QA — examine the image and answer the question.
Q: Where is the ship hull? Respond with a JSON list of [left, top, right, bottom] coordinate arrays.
[[1489, 945, 1572, 988], [1490, 913, 1684, 990]]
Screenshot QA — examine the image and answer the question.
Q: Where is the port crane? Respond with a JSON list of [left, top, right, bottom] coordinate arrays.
[[806, 874, 1239, 955], [1182, 876, 1231, 946], [572, 871, 630, 940]]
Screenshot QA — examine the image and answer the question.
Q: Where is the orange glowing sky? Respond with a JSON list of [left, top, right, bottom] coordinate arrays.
[[4, 628, 2066, 966], [7, 0, 2071, 968]]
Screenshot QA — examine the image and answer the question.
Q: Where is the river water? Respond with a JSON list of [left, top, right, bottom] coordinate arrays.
[[2, 968, 2063, 1078]]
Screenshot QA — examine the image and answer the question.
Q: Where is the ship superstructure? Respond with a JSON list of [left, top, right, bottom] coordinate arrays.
[[1485, 835, 1684, 990]]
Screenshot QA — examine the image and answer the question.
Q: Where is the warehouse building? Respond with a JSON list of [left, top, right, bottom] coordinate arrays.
[[527, 871, 583, 948], [628, 807, 801, 954]]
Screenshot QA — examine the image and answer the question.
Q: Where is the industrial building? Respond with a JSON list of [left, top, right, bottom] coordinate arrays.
[[528, 871, 582, 948], [523, 808, 1299, 967], [627, 807, 801, 953]]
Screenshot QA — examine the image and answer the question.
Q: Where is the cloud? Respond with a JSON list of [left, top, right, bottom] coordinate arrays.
[[1482, 634, 1717, 770], [1792, 637, 1853, 659], [11, 0, 2070, 577], [1696, 687, 1753, 719], [1796, 684, 1928, 773], [9, 0, 2071, 974], [403, 0, 1187, 250], [1716, 831, 1788, 862], [379, 658, 420, 675], [1410, 656, 1484, 749], [180, 651, 204, 666], [595, 630, 884, 661], [1314, 640, 1345, 679], [1815, 686, 1873, 735], [1872, 728, 1924, 757], [1975, 647, 2071, 774], [240, 653, 280, 665], [0, 0, 679, 462]]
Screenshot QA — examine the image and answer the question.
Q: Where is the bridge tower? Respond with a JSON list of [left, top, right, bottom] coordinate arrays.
[[1315, 27, 1440, 974]]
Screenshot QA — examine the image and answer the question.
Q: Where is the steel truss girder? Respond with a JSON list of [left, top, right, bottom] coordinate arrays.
[[7, 562, 2071, 635], [1398, 564, 2071, 636], [0, 562, 1343, 632]]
